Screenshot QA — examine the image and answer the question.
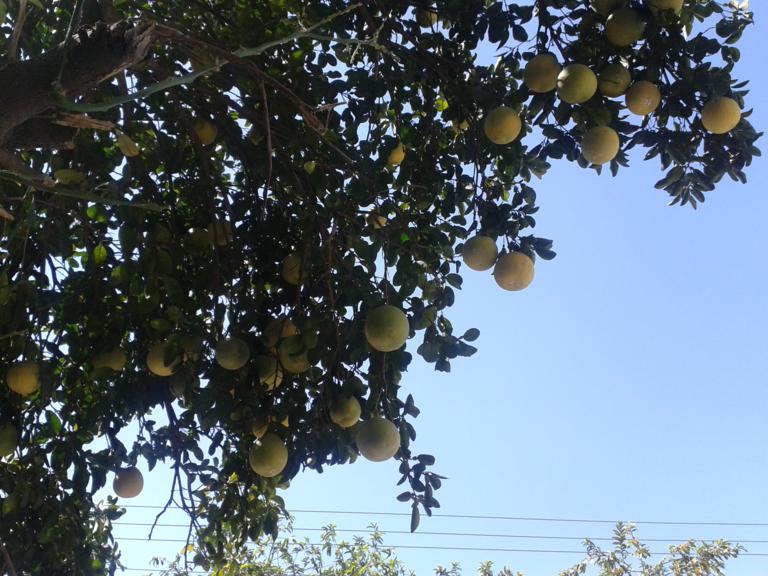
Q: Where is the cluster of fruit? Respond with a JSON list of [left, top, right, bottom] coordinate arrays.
[[2, 266, 412, 498], [477, 0, 741, 166]]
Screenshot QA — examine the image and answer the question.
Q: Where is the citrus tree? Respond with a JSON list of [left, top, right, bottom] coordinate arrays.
[[154, 522, 741, 576], [0, 0, 760, 573]]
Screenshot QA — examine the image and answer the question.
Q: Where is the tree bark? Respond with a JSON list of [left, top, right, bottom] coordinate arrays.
[[0, 19, 155, 150]]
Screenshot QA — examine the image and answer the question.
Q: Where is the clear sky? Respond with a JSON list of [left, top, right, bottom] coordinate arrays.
[[112, 4, 768, 575]]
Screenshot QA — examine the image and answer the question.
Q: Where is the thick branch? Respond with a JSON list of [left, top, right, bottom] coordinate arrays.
[[0, 20, 155, 147]]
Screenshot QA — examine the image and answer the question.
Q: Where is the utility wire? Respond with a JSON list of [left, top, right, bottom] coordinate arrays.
[[116, 506, 768, 527], [112, 537, 768, 556], [111, 523, 768, 544]]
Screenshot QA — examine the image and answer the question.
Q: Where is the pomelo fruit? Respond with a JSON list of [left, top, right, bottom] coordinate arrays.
[[146, 342, 180, 377], [6, 362, 40, 396], [581, 126, 621, 165], [416, 7, 438, 27], [523, 53, 561, 93], [462, 236, 498, 271], [255, 355, 283, 390], [113, 467, 144, 498], [605, 8, 646, 47], [626, 80, 661, 116], [493, 252, 535, 291], [93, 348, 127, 372], [329, 396, 362, 428], [590, 0, 626, 17], [646, 0, 684, 14], [483, 107, 522, 145], [193, 118, 217, 145], [248, 433, 288, 477], [701, 97, 741, 134], [278, 335, 311, 373], [215, 337, 250, 371], [598, 63, 632, 97], [356, 417, 401, 462], [251, 414, 270, 438], [365, 305, 409, 352], [557, 64, 598, 104], [262, 317, 299, 348]]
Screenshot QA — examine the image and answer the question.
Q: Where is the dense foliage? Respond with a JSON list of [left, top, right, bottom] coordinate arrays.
[[0, 0, 759, 573], [155, 522, 741, 576]]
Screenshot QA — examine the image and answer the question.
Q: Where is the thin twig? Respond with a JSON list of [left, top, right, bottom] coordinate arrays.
[[8, 0, 28, 62], [259, 79, 273, 221], [55, 0, 87, 87], [0, 541, 18, 576]]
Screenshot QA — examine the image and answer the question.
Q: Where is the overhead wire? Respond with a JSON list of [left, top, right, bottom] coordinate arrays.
[[111, 522, 768, 545], [116, 505, 768, 527]]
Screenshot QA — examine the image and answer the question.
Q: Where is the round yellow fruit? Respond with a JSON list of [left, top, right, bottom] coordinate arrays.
[[251, 414, 270, 438], [0, 423, 18, 458], [356, 417, 401, 462], [330, 396, 362, 428], [387, 142, 406, 165], [193, 118, 217, 146], [523, 53, 562, 93], [365, 305, 409, 353], [626, 80, 661, 116], [117, 133, 140, 157], [113, 467, 144, 498], [493, 252, 535, 291], [590, 0, 626, 17], [281, 253, 303, 285], [581, 126, 621, 165], [248, 433, 288, 477], [598, 63, 632, 97], [93, 348, 127, 372], [416, 8, 438, 27], [646, 0, 683, 14], [557, 64, 598, 104], [483, 107, 522, 145], [605, 8, 646, 47], [6, 362, 40, 396], [146, 343, 180, 377], [462, 235, 498, 272], [255, 355, 283, 390], [215, 337, 250, 371], [278, 335, 311, 374], [701, 97, 741, 134], [262, 317, 299, 348]]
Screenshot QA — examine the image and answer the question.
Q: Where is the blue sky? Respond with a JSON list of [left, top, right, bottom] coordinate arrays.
[[112, 4, 768, 574]]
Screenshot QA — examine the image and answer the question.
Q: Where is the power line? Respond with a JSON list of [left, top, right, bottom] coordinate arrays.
[[117, 506, 768, 527], [111, 523, 768, 544], [113, 537, 768, 556]]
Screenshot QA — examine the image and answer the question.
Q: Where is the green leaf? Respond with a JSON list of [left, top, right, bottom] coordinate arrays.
[[461, 328, 480, 342], [410, 504, 420, 533], [93, 244, 108, 266]]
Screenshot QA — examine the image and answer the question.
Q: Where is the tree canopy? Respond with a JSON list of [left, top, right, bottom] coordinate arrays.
[[0, 0, 760, 573], [154, 522, 741, 576]]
